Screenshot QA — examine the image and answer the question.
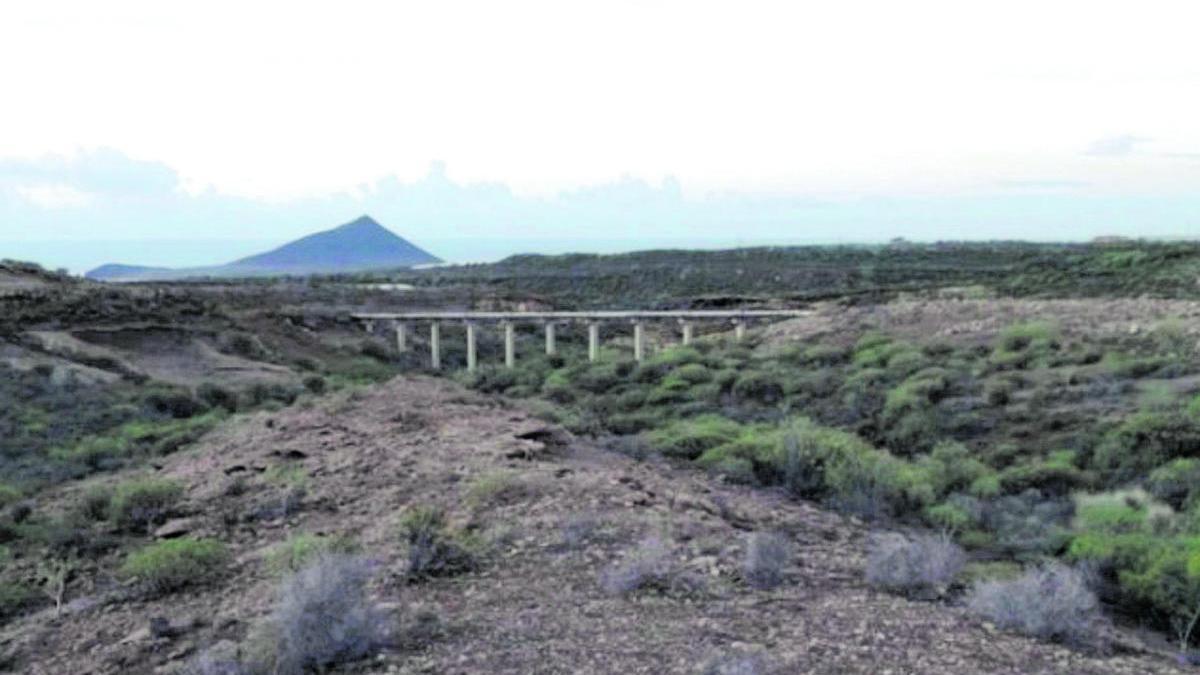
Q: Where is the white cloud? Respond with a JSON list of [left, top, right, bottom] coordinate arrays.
[[13, 183, 94, 209], [1085, 135, 1152, 157]]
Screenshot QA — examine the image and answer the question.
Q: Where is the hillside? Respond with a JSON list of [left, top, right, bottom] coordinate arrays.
[[388, 240, 1200, 307], [0, 376, 1181, 673], [86, 216, 441, 282]]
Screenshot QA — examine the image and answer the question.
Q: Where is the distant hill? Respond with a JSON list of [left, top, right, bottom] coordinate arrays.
[[86, 216, 441, 281]]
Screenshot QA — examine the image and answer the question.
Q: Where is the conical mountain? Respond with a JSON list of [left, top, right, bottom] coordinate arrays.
[[86, 216, 441, 281], [230, 215, 441, 271]]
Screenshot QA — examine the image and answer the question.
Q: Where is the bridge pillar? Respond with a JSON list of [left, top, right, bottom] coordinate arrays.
[[545, 322, 557, 356], [588, 322, 600, 362], [734, 320, 746, 343], [395, 322, 407, 353], [633, 322, 645, 361], [430, 322, 441, 370], [681, 321, 694, 346], [466, 322, 477, 372], [504, 322, 516, 368]]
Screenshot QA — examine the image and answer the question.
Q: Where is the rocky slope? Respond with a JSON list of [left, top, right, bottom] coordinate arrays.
[[0, 376, 1184, 674]]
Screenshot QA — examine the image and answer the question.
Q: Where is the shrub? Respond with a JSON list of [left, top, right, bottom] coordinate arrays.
[[1100, 352, 1169, 380], [120, 538, 230, 595], [965, 564, 1105, 649], [646, 415, 745, 460], [865, 532, 964, 599], [219, 332, 270, 359], [263, 555, 388, 674], [919, 441, 990, 496], [145, 389, 208, 419], [110, 478, 183, 533], [359, 339, 392, 362], [1072, 489, 1173, 535], [197, 383, 239, 414], [767, 418, 930, 519], [465, 471, 543, 508], [923, 497, 981, 533], [981, 490, 1073, 559], [1147, 458, 1200, 510], [399, 507, 477, 581], [0, 485, 20, 509], [742, 532, 791, 590], [1093, 411, 1200, 482], [731, 372, 785, 405], [999, 450, 1094, 496], [674, 363, 713, 384], [0, 580, 34, 620], [302, 375, 327, 395], [599, 535, 703, 596], [265, 533, 358, 576]]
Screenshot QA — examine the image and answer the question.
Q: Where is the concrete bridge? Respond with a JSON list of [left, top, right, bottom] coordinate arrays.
[[353, 310, 811, 371]]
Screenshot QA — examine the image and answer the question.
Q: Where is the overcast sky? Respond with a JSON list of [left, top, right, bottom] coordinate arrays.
[[2, 1, 1199, 271]]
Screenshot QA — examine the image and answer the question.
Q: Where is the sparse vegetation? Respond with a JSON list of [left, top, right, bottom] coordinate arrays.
[[109, 477, 184, 533], [965, 564, 1105, 650], [257, 555, 389, 673], [600, 535, 705, 596], [399, 507, 478, 581], [866, 533, 965, 599], [120, 538, 230, 595], [742, 532, 791, 590]]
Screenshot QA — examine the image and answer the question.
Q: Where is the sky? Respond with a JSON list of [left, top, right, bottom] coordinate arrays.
[[1, 1, 1199, 272]]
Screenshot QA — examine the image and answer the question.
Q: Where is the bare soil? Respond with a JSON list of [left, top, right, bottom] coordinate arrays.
[[0, 376, 1186, 674]]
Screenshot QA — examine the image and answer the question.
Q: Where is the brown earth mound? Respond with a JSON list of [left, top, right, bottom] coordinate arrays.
[[0, 376, 1183, 674]]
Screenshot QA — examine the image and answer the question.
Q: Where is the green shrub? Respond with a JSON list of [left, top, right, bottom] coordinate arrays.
[[1072, 489, 1173, 535], [765, 418, 930, 519], [731, 371, 785, 404], [924, 497, 981, 533], [265, 533, 358, 576], [49, 436, 127, 470], [0, 485, 21, 509], [646, 415, 745, 460], [576, 363, 623, 394], [110, 478, 184, 533], [78, 485, 113, 521], [673, 363, 712, 384], [919, 441, 990, 496], [399, 507, 478, 581], [197, 382, 240, 412], [1092, 411, 1200, 482], [0, 580, 34, 620], [802, 344, 848, 366], [614, 388, 649, 412], [999, 450, 1094, 495], [120, 538, 230, 595], [302, 375, 328, 395], [1100, 353, 1169, 380], [1147, 458, 1200, 510], [968, 474, 1002, 499], [998, 321, 1059, 353], [465, 471, 543, 508], [1069, 531, 1200, 642], [605, 411, 659, 435]]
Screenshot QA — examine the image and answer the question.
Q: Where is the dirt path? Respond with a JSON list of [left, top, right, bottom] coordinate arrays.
[[1, 376, 1184, 674]]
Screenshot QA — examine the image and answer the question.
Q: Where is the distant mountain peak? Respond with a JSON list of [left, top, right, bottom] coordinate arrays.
[[339, 214, 385, 231], [86, 216, 441, 281]]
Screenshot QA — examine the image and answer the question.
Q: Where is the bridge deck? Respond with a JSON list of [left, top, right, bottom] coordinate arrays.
[[353, 310, 811, 321]]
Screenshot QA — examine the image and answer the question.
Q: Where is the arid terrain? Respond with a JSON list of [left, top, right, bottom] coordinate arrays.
[[2, 376, 1187, 674], [3, 244, 1200, 674]]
